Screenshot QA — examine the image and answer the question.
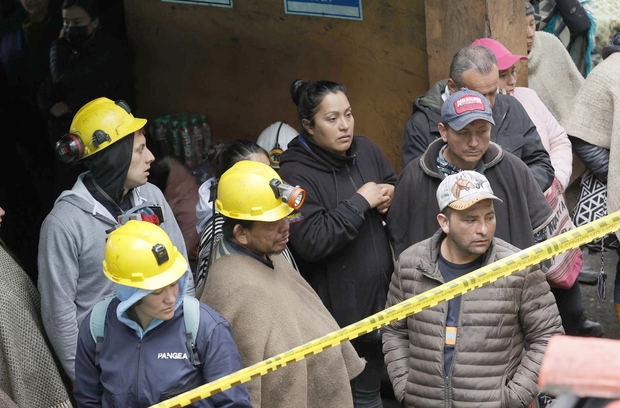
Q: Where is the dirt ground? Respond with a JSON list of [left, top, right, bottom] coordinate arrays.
[[579, 248, 620, 339]]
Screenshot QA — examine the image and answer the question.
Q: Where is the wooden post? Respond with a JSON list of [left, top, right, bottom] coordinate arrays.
[[424, 0, 528, 87]]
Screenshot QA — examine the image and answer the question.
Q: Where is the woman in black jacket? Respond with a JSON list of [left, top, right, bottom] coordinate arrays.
[[279, 79, 396, 408], [38, 0, 133, 148], [37, 0, 133, 193]]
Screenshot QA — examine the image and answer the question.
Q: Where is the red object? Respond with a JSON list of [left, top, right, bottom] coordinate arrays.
[[141, 213, 160, 225], [539, 335, 620, 399], [454, 96, 485, 114]]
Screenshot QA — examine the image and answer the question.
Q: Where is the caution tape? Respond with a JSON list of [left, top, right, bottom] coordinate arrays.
[[151, 210, 620, 408]]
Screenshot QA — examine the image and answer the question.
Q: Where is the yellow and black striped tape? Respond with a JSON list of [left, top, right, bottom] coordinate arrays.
[[151, 210, 620, 408]]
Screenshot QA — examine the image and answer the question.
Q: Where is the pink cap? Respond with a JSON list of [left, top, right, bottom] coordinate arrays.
[[471, 38, 528, 70]]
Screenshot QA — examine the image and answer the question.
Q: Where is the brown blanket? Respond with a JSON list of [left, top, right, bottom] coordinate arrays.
[[201, 252, 364, 407], [0, 242, 72, 408]]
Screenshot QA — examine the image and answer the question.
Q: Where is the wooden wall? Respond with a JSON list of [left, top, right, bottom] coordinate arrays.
[[425, 0, 528, 87], [124, 1, 427, 172]]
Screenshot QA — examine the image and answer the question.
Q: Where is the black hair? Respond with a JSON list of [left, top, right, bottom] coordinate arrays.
[[602, 32, 620, 60], [441, 206, 453, 218], [222, 216, 254, 241], [62, 0, 100, 19], [449, 46, 497, 89], [525, 1, 535, 15], [290, 79, 347, 134], [207, 140, 268, 179]]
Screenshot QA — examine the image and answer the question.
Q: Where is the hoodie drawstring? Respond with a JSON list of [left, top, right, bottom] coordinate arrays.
[[331, 168, 339, 204]]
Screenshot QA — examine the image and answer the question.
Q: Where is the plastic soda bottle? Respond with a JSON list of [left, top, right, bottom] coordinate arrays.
[[190, 115, 203, 163], [176, 111, 189, 122], [180, 121, 194, 167], [199, 114, 212, 150], [169, 120, 182, 159], [150, 118, 169, 157]]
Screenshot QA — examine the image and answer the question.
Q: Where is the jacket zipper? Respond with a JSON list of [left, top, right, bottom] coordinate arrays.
[[442, 300, 451, 408], [445, 375, 451, 408], [345, 165, 358, 191], [136, 340, 142, 404], [445, 296, 464, 408], [346, 165, 387, 285]]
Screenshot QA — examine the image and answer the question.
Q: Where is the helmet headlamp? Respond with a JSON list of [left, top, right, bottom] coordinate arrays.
[[269, 179, 305, 210]]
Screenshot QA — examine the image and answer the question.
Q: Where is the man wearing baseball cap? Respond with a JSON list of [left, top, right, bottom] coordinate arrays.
[[388, 88, 553, 260], [401, 43, 554, 193], [383, 171, 562, 407]]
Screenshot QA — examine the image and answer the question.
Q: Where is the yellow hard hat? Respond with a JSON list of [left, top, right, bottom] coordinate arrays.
[[103, 220, 188, 290], [216, 160, 305, 222], [56, 97, 147, 163]]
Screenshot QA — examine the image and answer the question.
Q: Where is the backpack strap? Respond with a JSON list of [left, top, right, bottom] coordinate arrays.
[[183, 296, 201, 366], [89, 297, 114, 366]]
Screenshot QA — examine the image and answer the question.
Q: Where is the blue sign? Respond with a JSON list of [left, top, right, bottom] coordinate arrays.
[[284, 0, 363, 21], [162, 0, 232, 7]]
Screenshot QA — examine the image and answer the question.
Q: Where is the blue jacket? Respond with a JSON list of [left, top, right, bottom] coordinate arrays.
[[74, 272, 251, 407]]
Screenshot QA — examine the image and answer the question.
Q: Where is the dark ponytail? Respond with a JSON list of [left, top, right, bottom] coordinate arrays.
[[207, 140, 268, 179], [289, 79, 309, 107], [290, 79, 347, 134]]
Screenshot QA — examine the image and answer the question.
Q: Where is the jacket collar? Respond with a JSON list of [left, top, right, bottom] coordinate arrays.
[[419, 139, 504, 179], [215, 237, 274, 269], [56, 172, 149, 224], [415, 229, 498, 283], [298, 134, 358, 171], [413, 79, 448, 114]]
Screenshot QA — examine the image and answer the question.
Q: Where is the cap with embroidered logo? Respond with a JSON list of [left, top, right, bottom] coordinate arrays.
[[436, 170, 502, 212], [441, 88, 495, 131]]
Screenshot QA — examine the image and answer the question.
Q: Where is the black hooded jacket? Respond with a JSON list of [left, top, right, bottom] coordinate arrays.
[[278, 135, 397, 330], [401, 79, 555, 191], [38, 27, 134, 115]]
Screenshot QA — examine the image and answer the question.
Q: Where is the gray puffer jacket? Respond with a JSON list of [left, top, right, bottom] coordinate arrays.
[[382, 230, 563, 408]]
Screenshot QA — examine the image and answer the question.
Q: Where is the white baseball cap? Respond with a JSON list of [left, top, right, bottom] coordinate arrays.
[[436, 171, 502, 212]]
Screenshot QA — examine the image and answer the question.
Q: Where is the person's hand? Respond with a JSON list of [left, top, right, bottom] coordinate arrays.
[[59, 25, 66, 39], [50, 101, 71, 117], [357, 182, 391, 210], [375, 183, 394, 214]]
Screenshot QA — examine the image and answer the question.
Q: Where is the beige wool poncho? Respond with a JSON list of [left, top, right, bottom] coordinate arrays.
[[202, 252, 365, 407], [566, 52, 620, 239], [528, 31, 584, 130], [0, 242, 72, 408]]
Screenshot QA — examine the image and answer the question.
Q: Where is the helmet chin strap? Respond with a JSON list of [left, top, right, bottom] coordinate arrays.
[[90, 174, 126, 214]]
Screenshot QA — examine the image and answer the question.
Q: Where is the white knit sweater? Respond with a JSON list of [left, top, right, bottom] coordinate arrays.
[[528, 31, 584, 131], [566, 52, 620, 239]]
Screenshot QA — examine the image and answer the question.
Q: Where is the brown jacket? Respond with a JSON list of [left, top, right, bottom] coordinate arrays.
[[382, 231, 563, 408], [201, 252, 365, 407]]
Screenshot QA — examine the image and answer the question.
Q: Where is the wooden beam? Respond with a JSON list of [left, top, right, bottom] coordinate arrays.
[[424, 0, 528, 87]]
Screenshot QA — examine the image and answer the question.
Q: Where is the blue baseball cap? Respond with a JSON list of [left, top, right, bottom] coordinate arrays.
[[441, 88, 495, 131]]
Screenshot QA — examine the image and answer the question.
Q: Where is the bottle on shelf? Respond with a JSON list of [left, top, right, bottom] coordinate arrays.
[[179, 121, 194, 168], [198, 114, 212, 151], [190, 114, 204, 163], [168, 120, 182, 160], [150, 118, 169, 157]]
